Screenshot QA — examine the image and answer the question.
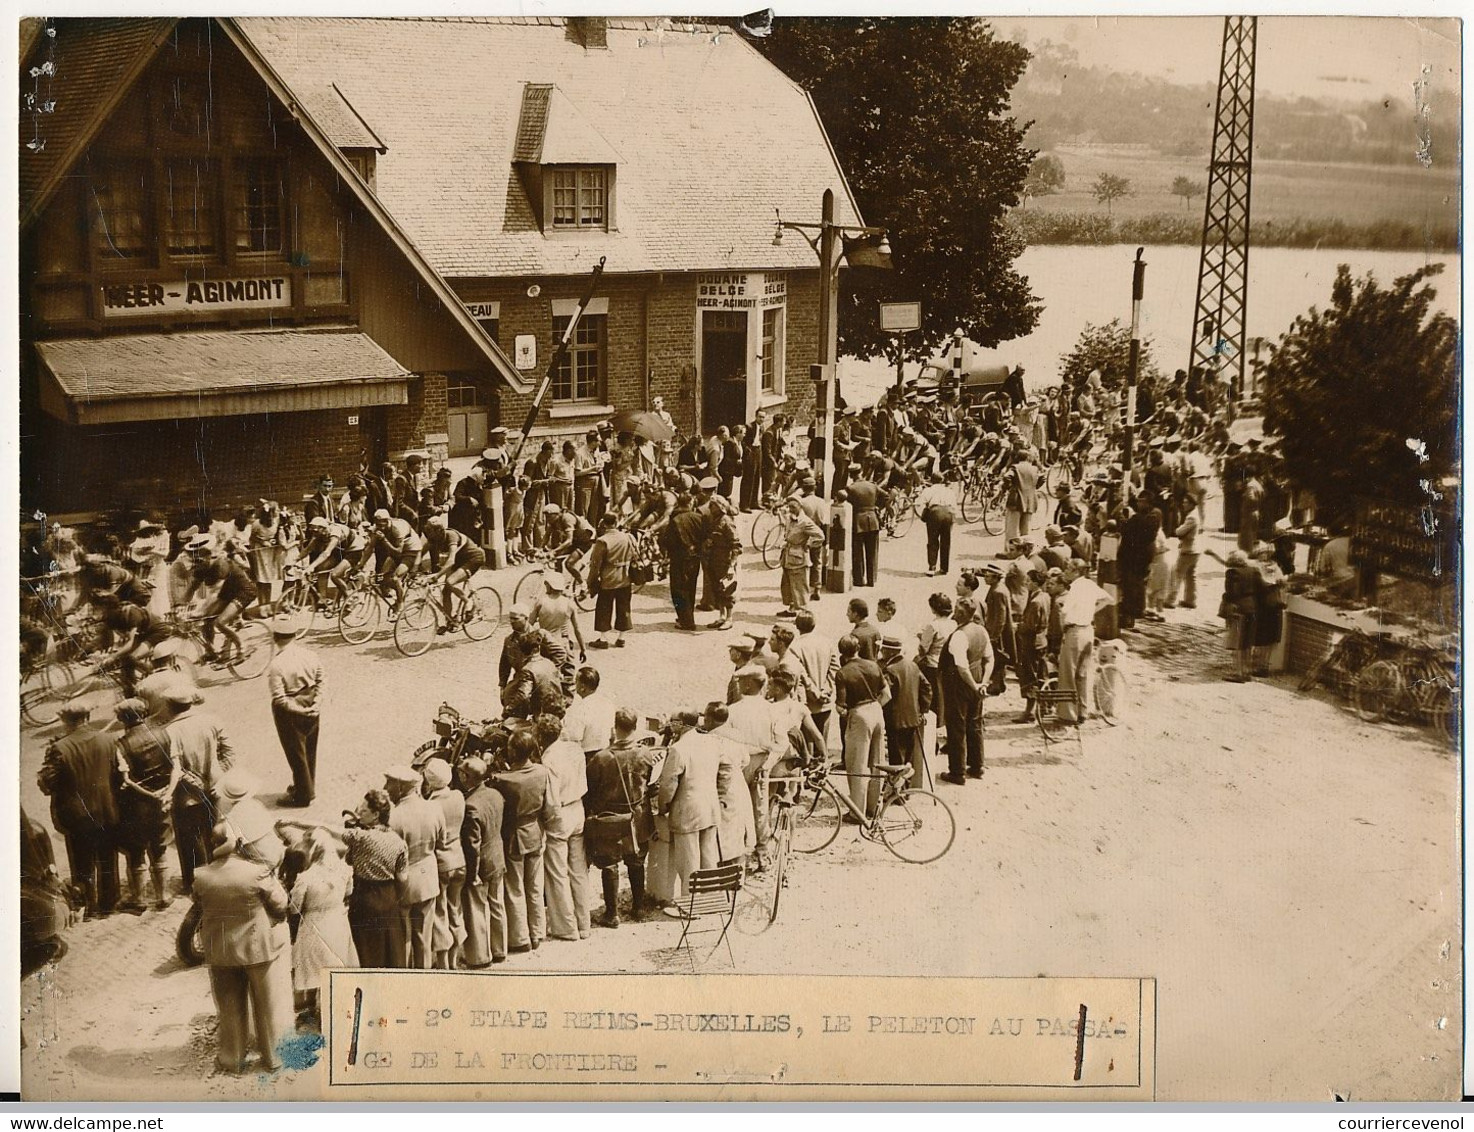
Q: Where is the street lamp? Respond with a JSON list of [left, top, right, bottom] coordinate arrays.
[[773, 188, 892, 502]]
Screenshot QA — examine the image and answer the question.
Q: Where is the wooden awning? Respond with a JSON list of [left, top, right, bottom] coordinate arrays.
[[36, 328, 411, 425]]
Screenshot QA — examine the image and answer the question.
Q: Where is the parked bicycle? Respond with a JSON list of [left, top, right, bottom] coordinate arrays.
[[1352, 636, 1459, 738], [782, 758, 955, 864]]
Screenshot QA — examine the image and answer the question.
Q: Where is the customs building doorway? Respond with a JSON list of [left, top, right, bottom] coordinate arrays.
[[701, 310, 749, 434]]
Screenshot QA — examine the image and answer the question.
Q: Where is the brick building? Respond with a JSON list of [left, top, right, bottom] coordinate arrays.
[[19, 17, 862, 517]]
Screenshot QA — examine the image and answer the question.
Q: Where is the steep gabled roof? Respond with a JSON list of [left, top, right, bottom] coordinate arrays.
[[19, 17, 178, 232], [234, 17, 865, 278]]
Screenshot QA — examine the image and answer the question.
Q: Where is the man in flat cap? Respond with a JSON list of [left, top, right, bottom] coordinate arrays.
[[38, 698, 120, 918], [881, 635, 930, 788], [161, 682, 231, 892], [266, 614, 324, 808]]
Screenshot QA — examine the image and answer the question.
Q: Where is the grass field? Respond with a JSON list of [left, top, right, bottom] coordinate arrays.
[[1028, 146, 1460, 232]]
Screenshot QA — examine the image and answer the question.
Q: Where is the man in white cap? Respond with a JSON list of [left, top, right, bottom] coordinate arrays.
[[135, 635, 196, 719], [420, 759, 466, 969], [385, 764, 449, 969], [266, 614, 323, 808]]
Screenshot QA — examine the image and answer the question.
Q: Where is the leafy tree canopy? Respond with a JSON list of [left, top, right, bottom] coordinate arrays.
[[1260, 263, 1459, 527], [1023, 153, 1066, 201], [755, 17, 1041, 361], [1091, 172, 1133, 214], [1059, 318, 1164, 392]]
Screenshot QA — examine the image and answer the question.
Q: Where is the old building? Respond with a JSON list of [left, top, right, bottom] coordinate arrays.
[[20, 16, 862, 517]]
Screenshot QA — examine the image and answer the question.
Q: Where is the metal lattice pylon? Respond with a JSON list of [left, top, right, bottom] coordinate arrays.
[[1188, 16, 1257, 403]]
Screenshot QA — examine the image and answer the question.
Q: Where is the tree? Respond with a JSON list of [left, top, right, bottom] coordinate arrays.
[[1170, 175, 1204, 208], [1089, 172, 1132, 215], [1260, 263, 1459, 528], [756, 18, 1041, 361], [1058, 318, 1163, 393], [1021, 153, 1066, 205]]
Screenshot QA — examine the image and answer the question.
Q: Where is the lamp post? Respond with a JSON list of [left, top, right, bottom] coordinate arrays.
[[773, 188, 891, 501]]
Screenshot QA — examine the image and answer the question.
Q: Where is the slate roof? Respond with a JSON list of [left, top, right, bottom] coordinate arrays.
[[37, 327, 409, 401], [19, 17, 177, 231], [234, 17, 864, 279]]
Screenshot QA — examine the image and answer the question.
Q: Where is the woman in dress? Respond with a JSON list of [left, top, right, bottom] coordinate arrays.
[[285, 830, 357, 1022], [1220, 550, 1259, 683], [1251, 541, 1287, 678]]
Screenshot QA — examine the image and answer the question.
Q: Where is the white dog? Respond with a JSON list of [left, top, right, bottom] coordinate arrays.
[[1094, 637, 1130, 724]]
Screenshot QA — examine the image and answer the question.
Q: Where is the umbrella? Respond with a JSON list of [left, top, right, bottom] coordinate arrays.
[[608, 409, 675, 442]]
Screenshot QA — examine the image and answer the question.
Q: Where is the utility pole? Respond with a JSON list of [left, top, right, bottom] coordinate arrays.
[[816, 188, 839, 498], [1122, 247, 1146, 501]]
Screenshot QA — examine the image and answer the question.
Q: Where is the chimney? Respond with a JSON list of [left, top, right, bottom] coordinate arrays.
[[568, 16, 608, 50]]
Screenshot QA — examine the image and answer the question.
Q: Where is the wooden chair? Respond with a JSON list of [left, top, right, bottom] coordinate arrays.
[[674, 861, 744, 970], [1033, 668, 1085, 747]]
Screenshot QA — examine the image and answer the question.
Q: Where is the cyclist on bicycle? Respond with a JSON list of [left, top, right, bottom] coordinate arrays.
[[301, 517, 355, 606], [543, 504, 596, 593], [90, 584, 174, 695], [370, 508, 423, 611], [421, 516, 486, 632], [66, 554, 152, 615], [627, 477, 677, 536], [182, 546, 259, 665]]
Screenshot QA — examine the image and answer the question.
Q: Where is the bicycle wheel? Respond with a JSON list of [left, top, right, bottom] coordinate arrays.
[[767, 810, 791, 925], [1297, 645, 1334, 692], [791, 786, 843, 853], [876, 788, 956, 864], [959, 479, 982, 525], [227, 621, 275, 680], [394, 595, 439, 657], [278, 581, 318, 640], [21, 660, 76, 727], [339, 589, 381, 645], [761, 524, 783, 570], [1352, 660, 1403, 723], [979, 485, 1005, 536], [512, 569, 543, 609], [462, 580, 503, 641], [1422, 683, 1457, 741], [751, 508, 778, 553], [889, 500, 917, 539]]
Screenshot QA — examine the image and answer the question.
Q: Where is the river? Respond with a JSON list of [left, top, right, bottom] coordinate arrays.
[[841, 244, 1462, 404]]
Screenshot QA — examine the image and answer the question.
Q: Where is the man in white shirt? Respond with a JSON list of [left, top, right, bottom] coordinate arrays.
[[538, 715, 590, 942], [265, 615, 323, 807], [562, 667, 617, 756], [724, 667, 786, 866], [1056, 567, 1112, 724], [786, 609, 838, 746], [656, 711, 724, 905]]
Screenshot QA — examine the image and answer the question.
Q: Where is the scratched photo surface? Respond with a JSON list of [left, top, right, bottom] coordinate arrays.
[[16, 12, 1461, 1102]]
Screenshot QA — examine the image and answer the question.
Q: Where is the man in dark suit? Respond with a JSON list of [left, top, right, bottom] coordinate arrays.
[[1118, 495, 1162, 631], [502, 632, 564, 718], [191, 834, 292, 1074], [302, 474, 338, 524], [844, 474, 889, 587], [38, 699, 120, 918], [881, 636, 932, 788], [458, 757, 507, 968], [939, 597, 992, 786], [1005, 446, 1039, 544], [662, 494, 707, 630], [492, 730, 561, 953]]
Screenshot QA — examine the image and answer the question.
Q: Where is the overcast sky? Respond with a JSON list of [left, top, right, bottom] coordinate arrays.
[[1005, 16, 1461, 105]]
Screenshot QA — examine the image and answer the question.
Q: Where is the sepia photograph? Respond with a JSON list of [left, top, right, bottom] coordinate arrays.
[[12, 8, 1463, 1103]]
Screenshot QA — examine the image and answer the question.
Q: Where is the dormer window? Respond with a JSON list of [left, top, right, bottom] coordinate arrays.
[[550, 166, 609, 230]]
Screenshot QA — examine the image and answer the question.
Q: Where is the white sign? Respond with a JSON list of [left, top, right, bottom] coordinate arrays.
[[100, 277, 291, 318], [464, 301, 500, 321], [514, 333, 537, 370], [697, 273, 787, 311], [879, 301, 922, 333]]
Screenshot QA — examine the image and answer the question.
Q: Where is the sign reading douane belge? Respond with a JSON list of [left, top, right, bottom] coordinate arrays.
[[100, 277, 292, 317], [696, 273, 786, 312]]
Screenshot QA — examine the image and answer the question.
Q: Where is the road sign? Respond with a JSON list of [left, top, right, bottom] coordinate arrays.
[[879, 301, 922, 333]]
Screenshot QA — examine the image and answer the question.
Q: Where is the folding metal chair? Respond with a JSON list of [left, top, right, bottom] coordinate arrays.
[[674, 861, 744, 971]]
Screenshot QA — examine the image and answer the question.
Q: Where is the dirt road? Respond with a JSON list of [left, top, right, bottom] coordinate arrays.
[[18, 500, 1460, 1101]]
